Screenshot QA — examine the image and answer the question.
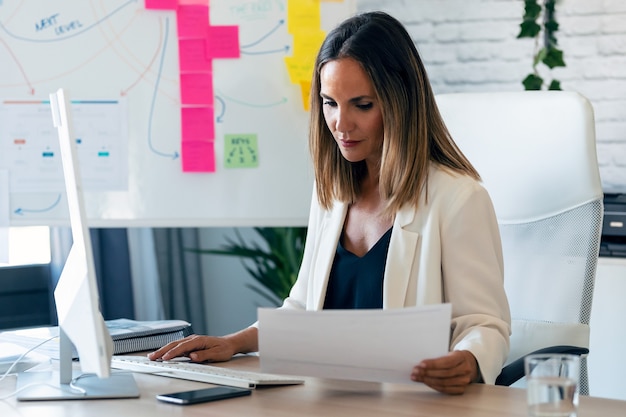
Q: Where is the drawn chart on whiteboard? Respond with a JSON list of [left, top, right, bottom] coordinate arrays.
[[0, 0, 356, 226]]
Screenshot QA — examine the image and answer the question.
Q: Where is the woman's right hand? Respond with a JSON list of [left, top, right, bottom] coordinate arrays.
[[147, 327, 259, 363], [147, 334, 237, 363]]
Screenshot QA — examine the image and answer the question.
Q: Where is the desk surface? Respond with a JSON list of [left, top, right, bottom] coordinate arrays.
[[1, 355, 625, 417]]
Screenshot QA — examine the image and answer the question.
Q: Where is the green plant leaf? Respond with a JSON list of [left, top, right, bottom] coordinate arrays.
[[189, 227, 306, 305], [523, 0, 542, 20], [517, 0, 566, 89], [544, 20, 559, 33], [522, 73, 543, 90], [548, 79, 562, 90], [518, 20, 541, 38], [542, 47, 565, 68]]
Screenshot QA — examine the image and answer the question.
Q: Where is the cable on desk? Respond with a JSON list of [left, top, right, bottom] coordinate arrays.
[[0, 336, 56, 382], [0, 336, 79, 400]]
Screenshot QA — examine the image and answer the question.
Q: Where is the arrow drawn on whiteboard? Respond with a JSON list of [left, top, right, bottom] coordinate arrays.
[[147, 17, 179, 160], [216, 90, 288, 108], [0, 0, 139, 43], [214, 93, 286, 123], [240, 44, 290, 56], [215, 96, 226, 123], [240, 19, 284, 49], [14, 194, 62, 215]]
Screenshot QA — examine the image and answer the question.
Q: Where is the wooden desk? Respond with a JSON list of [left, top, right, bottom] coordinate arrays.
[[1, 355, 625, 416]]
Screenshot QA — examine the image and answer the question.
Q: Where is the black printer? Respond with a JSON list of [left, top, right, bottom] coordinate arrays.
[[600, 193, 626, 257]]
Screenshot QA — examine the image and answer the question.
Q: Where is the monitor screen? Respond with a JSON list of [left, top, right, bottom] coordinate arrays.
[[15, 89, 138, 401]]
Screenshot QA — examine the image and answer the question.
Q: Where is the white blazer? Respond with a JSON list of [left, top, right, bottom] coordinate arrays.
[[280, 163, 511, 384]]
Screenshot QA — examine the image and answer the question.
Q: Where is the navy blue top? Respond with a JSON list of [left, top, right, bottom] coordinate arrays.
[[323, 228, 393, 309]]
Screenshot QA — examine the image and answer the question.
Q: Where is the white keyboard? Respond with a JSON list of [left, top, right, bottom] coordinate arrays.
[[111, 355, 304, 389]]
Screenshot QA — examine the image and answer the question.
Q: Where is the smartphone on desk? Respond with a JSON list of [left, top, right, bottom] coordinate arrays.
[[156, 386, 251, 405]]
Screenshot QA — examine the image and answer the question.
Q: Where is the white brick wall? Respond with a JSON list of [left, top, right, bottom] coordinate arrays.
[[357, 0, 626, 192]]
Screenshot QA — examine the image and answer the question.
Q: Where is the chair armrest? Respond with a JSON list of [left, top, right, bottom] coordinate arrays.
[[495, 345, 589, 386]]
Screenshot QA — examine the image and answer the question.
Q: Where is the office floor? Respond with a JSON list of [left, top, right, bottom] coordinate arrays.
[[588, 257, 626, 401]]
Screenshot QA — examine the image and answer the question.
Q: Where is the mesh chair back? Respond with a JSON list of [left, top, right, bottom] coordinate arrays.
[[436, 91, 604, 395], [501, 201, 602, 325]]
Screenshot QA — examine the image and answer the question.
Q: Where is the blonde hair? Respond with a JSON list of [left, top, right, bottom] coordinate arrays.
[[309, 11, 479, 217]]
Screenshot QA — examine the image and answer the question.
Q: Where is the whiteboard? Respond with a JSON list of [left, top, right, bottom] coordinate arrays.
[[0, 0, 355, 227]]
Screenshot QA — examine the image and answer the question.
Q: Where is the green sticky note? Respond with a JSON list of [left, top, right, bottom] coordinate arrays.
[[224, 134, 259, 168]]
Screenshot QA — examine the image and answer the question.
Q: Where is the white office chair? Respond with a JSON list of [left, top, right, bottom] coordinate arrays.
[[436, 91, 604, 394]]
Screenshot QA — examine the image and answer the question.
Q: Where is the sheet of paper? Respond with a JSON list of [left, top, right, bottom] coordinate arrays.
[[0, 99, 129, 193], [0, 327, 62, 359], [258, 304, 451, 384]]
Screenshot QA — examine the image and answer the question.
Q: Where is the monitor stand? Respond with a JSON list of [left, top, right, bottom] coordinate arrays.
[[15, 329, 139, 401]]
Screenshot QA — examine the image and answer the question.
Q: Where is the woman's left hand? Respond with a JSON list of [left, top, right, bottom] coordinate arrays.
[[410, 350, 479, 395]]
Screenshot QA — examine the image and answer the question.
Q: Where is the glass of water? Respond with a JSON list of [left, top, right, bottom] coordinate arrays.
[[524, 353, 580, 417]]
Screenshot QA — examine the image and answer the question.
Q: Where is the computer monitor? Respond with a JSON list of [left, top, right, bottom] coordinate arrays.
[[15, 89, 139, 401]]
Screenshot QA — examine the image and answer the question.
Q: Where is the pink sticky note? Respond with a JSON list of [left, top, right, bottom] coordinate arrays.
[[145, 0, 178, 10], [178, 0, 208, 5], [181, 106, 215, 140], [180, 72, 213, 105], [177, 4, 209, 38], [206, 25, 240, 59], [182, 140, 215, 172], [178, 38, 212, 71]]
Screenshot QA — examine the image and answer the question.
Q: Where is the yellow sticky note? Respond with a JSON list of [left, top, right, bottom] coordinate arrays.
[[300, 80, 311, 111], [284, 56, 313, 85], [287, 0, 321, 33], [291, 29, 326, 56], [284, 29, 326, 84]]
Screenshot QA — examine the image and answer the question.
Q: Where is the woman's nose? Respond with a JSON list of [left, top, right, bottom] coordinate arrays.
[[334, 108, 354, 134]]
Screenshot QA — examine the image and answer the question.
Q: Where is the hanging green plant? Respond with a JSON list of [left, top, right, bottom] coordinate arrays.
[[518, 0, 566, 90], [189, 227, 307, 305]]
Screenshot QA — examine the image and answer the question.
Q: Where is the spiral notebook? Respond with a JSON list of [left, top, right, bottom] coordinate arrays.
[[106, 319, 194, 354]]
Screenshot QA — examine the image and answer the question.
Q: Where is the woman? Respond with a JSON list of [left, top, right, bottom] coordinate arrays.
[[150, 11, 511, 395]]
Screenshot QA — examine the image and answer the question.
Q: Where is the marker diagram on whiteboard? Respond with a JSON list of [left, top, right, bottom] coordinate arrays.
[[0, 0, 356, 226]]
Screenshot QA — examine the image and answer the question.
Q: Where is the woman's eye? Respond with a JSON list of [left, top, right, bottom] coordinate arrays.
[[357, 103, 373, 110], [323, 100, 337, 107]]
